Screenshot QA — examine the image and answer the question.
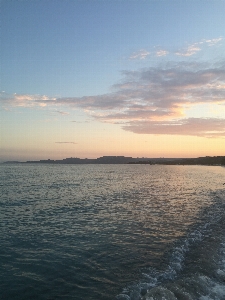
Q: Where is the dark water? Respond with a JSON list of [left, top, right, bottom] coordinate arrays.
[[1, 164, 225, 300]]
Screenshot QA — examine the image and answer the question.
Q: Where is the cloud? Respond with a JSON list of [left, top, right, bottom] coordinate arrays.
[[129, 37, 223, 61], [156, 50, 168, 57], [1, 59, 225, 138], [175, 45, 201, 57], [55, 142, 77, 144], [175, 37, 223, 57], [55, 110, 69, 115], [129, 49, 150, 60], [71, 120, 89, 123], [122, 118, 225, 138], [59, 61, 225, 137], [0, 92, 56, 108], [204, 37, 223, 46]]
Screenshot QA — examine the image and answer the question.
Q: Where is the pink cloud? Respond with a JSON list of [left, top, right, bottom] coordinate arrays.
[[1, 60, 225, 137], [123, 118, 225, 138]]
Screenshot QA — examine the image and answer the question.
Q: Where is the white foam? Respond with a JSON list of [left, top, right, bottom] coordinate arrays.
[[116, 188, 225, 300], [116, 294, 131, 300], [197, 275, 225, 300]]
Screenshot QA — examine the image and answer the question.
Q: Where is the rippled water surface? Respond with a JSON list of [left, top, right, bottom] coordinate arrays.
[[1, 164, 225, 299]]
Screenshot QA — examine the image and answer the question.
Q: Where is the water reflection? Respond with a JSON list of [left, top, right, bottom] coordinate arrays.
[[0, 164, 225, 299]]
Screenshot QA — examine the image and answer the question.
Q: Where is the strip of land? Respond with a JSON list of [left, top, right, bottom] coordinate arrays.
[[3, 156, 225, 165]]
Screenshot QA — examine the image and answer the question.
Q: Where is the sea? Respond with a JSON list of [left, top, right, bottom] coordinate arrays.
[[1, 164, 225, 300]]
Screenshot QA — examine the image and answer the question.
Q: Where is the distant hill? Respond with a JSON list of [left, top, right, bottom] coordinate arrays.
[[156, 156, 225, 166], [3, 156, 225, 165], [23, 156, 179, 164]]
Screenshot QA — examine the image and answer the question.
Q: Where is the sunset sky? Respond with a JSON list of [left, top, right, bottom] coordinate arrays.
[[1, 0, 225, 161]]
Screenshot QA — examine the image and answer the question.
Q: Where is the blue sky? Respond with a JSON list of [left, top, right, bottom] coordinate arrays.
[[1, 0, 225, 161]]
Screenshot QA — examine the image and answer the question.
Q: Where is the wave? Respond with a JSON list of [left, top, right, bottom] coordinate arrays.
[[116, 189, 225, 300]]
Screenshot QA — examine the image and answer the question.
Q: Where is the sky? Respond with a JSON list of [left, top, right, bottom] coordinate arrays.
[[1, 0, 225, 161]]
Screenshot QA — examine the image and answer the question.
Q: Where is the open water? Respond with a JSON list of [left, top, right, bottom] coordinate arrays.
[[1, 164, 225, 300]]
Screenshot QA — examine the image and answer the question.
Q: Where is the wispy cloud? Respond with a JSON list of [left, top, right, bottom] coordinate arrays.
[[204, 37, 223, 46], [129, 49, 150, 60], [71, 120, 90, 123], [122, 118, 225, 138], [175, 37, 223, 57], [156, 50, 168, 57], [175, 45, 201, 57], [55, 142, 77, 144], [0, 92, 56, 108], [128, 37, 223, 62], [55, 110, 69, 115]]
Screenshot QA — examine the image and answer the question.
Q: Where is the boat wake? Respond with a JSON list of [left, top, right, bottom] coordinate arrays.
[[116, 189, 225, 300]]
